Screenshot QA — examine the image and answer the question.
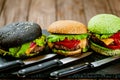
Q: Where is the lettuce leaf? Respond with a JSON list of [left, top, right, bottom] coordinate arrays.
[[52, 47, 88, 54], [9, 42, 30, 57], [47, 34, 88, 42], [94, 34, 113, 39], [33, 35, 46, 46], [9, 47, 20, 56], [8, 35, 46, 58], [0, 49, 9, 56]]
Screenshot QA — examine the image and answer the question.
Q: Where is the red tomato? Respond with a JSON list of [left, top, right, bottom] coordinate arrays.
[[107, 32, 120, 49], [106, 45, 120, 49], [54, 38, 80, 49], [110, 32, 120, 39], [30, 42, 36, 48]]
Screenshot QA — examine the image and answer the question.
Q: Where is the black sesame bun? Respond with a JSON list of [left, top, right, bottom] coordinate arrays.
[[0, 22, 46, 58]]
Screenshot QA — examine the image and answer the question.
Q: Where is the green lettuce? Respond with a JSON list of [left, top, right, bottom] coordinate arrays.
[[52, 47, 88, 55], [9, 46, 20, 56], [82, 47, 88, 52], [33, 35, 46, 46], [53, 48, 67, 54], [9, 42, 30, 57], [94, 34, 113, 39], [0, 49, 9, 56], [8, 35, 46, 58], [47, 34, 88, 42]]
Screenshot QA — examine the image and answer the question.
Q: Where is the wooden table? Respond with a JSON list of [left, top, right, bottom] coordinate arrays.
[[0, 0, 120, 79], [0, 0, 120, 29]]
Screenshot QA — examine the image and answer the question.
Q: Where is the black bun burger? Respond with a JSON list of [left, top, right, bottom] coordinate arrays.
[[88, 14, 120, 56], [47, 20, 88, 56], [0, 22, 46, 58]]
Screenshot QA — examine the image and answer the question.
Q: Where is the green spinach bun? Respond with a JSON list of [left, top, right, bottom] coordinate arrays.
[[0, 22, 46, 58], [47, 20, 88, 56], [88, 14, 120, 56]]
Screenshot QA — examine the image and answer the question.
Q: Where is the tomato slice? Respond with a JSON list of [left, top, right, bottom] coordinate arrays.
[[30, 42, 36, 48], [26, 42, 37, 55], [54, 38, 80, 49], [111, 32, 120, 39], [106, 32, 120, 49], [106, 45, 120, 49]]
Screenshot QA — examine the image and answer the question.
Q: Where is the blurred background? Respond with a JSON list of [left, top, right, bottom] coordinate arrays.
[[0, 0, 120, 29]]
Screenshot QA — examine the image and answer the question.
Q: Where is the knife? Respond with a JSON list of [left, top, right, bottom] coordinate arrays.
[[0, 53, 57, 72], [17, 52, 92, 77], [50, 56, 120, 79]]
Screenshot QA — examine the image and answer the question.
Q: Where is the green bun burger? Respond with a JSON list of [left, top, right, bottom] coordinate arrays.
[[47, 20, 89, 56], [88, 14, 120, 56], [0, 22, 46, 58]]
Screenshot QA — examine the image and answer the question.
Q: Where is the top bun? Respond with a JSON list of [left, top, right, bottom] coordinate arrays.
[[47, 20, 87, 34], [88, 14, 120, 34], [0, 22, 42, 48]]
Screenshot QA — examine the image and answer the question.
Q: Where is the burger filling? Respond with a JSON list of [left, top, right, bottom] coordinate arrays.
[[54, 38, 80, 51], [0, 35, 46, 58], [47, 34, 88, 53], [90, 31, 120, 50]]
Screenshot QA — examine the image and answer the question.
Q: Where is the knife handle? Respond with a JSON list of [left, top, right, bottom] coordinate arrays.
[[50, 62, 93, 79], [17, 59, 63, 77], [0, 60, 24, 72]]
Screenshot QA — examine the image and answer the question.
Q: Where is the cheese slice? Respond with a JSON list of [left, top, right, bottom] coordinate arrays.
[[101, 38, 114, 45], [79, 39, 87, 48], [26, 45, 37, 55], [48, 42, 54, 48]]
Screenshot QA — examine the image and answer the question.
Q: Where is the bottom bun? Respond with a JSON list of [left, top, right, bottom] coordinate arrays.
[[90, 41, 120, 56], [52, 48, 82, 56]]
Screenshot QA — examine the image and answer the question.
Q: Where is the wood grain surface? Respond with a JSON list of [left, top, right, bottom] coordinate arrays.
[[0, 0, 120, 79], [0, 0, 120, 28]]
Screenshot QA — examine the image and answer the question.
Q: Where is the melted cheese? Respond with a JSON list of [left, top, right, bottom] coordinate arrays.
[[25, 45, 37, 55], [101, 38, 114, 45], [48, 42, 54, 48], [79, 39, 87, 48]]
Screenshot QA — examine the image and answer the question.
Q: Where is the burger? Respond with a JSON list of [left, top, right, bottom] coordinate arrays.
[[0, 22, 46, 58], [47, 20, 88, 56], [88, 14, 120, 56]]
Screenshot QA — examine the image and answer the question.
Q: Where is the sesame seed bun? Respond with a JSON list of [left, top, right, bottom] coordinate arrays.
[[47, 20, 87, 34]]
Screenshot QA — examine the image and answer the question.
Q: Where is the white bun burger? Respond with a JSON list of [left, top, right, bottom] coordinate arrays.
[[47, 20, 88, 56]]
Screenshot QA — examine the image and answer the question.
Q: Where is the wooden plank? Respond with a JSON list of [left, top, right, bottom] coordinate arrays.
[[0, 0, 30, 27], [28, 0, 56, 29], [108, 0, 120, 17], [0, 0, 5, 14], [57, 0, 86, 25], [84, 0, 112, 23]]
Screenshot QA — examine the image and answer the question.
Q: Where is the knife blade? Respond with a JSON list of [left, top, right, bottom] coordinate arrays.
[[17, 52, 92, 77], [50, 56, 120, 79], [0, 53, 57, 72]]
